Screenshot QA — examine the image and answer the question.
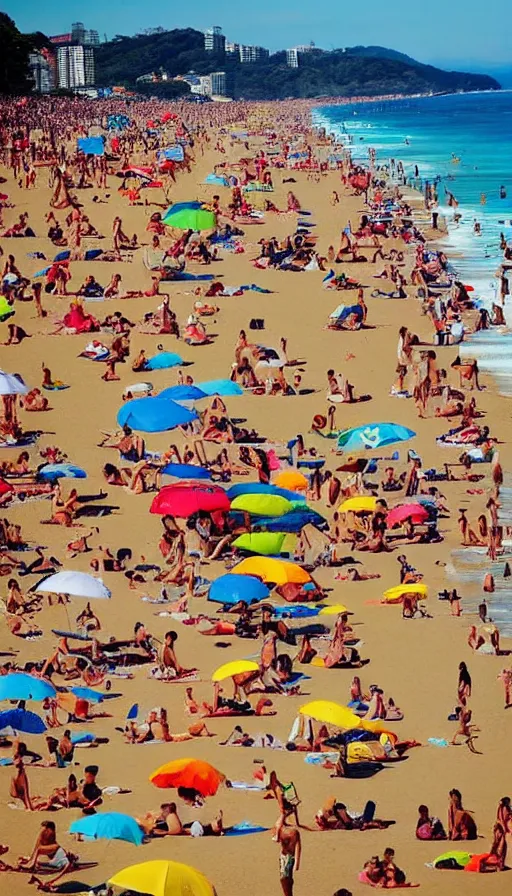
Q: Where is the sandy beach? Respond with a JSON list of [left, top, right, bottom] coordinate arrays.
[[0, 99, 511, 896]]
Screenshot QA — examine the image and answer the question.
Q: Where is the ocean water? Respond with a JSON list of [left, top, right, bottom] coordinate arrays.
[[312, 91, 512, 394]]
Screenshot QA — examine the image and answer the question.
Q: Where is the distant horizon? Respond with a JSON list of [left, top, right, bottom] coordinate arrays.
[[3, 1, 512, 70]]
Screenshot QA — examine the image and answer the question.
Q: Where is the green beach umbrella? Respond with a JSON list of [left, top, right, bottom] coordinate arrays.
[[162, 206, 216, 231]]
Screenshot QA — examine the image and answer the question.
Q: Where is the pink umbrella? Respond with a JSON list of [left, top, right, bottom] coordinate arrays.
[[386, 503, 429, 528], [150, 483, 230, 518]]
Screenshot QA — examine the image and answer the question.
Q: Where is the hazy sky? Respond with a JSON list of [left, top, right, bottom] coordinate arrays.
[[5, 0, 512, 68]]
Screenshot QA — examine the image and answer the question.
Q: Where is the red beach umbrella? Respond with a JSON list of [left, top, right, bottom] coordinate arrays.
[[386, 503, 429, 528], [150, 483, 230, 518]]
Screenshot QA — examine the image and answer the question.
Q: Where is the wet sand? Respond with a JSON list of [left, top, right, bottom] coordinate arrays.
[[1, 118, 512, 896]]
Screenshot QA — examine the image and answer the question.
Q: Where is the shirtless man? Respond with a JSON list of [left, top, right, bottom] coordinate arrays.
[[277, 826, 301, 896]]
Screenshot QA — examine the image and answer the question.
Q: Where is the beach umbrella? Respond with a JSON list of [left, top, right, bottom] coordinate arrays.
[[232, 557, 311, 586], [339, 496, 378, 514], [0, 708, 46, 734], [37, 463, 87, 481], [273, 471, 309, 491], [161, 462, 212, 481], [109, 860, 215, 896], [0, 673, 56, 702], [386, 503, 429, 528], [337, 422, 416, 451], [35, 571, 111, 599], [70, 812, 143, 846], [196, 379, 243, 397], [159, 385, 207, 402], [162, 206, 216, 231], [233, 532, 295, 556], [382, 583, 428, 604], [0, 477, 13, 498], [150, 758, 225, 796], [0, 370, 28, 395], [208, 573, 270, 605], [117, 396, 196, 433], [318, 604, 351, 616], [70, 687, 104, 704], [299, 700, 362, 730], [145, 352, 183, 371], [0, 297, 15, 322], [230, 494, 293, 517], [227, 483, 302, 502], [212, 660, 259, 682], [150, 483, 230, 517], [53, 249, 103, 263]]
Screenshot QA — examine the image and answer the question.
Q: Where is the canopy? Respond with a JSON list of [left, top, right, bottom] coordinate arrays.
[[109, 861, 214, 896], [35, 571, 111, 599], [337, 422, 416, 451], [196, 379, 243, 397], [233, 532, 295, 556], [387, 503, 429, 527], [273, 470, 309, 491], [299, 700, 362, 729], [150, 758, 225, 796], [383, 583, 428, 603], [230, 494, 293, 518], [161, 463, 212, 481], [339, 496, 378, 514], [162, 206, 216, 231], [117, 397, 196, 433], [70, 812, 143, 846], [208, 573, 270, 605], [232, 556, 311, 585], [0, 370, 28, 395], [0, 707, 46, 734], [38, 463, 87, 481], [150, 483, 230, 517], [0, 673, 56, 702], [212, 660, 259, 682]]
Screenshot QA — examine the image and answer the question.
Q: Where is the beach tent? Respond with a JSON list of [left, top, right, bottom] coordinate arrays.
[[146, 352, 183, 370], [0, 370, 28, 395], [35, 571, 111, 600], [70, 812, 143, 846], [230, 494, 293, 517], [208, 573, 270, 605], [328, 302, 364, 329], [337, 422, 416, 451], [109, 860, 215, 896], [150, 483, 230, 517], [150, 758, 225, 796], [232, 556, 311, 585], [117, 396, 196, 433], [77, 136, 104, 156]]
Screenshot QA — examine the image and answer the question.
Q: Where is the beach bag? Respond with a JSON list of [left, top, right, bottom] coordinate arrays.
[[250, 318, 265, 330]]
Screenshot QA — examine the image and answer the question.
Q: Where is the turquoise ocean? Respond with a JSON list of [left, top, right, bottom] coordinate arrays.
[[313, 92, 512, 632]]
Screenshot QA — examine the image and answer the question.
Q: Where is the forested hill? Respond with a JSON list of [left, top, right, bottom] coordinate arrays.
[[95, 29, 501, 99]]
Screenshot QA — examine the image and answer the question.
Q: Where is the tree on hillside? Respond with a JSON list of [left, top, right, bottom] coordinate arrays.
[[0, 13, 34, 95]]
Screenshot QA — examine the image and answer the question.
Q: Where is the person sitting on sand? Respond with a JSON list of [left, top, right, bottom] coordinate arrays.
[[16, 822, 77, 876], [448, 789, 478, 840], [416, 805, 447, 840]]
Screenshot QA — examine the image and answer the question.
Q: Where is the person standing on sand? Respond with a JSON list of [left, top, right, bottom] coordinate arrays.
[[277, 826, 301, 896]]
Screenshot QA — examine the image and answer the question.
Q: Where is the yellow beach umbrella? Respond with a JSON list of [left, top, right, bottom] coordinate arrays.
[[299, 700, 362, 730], [212, 660, 259, 682], [318, 604, 351, 616], [232, 556, 311, 585], [339, 496, 378, 514], [273, 470, 309, 491], [109, 861, 214, 896], [383, 583, 428, 604]]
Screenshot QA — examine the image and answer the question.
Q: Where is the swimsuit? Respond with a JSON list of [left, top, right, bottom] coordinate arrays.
[[279, 853, 295, 880]]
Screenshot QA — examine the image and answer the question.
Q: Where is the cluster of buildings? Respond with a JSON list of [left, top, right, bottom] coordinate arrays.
[[29, 21, 98, 94], [204, 25, 316, 68]]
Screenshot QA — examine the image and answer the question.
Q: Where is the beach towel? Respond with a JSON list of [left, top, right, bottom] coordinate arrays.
[[225, 821, 269, 836]]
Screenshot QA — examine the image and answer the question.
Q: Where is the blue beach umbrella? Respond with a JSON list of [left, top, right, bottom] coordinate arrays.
[[70, 812, 144, 846], [117, 397, 197, 433], [161, 462, 212, 481], [0, 673, 56, 702], [53, 249, 103, 263], [208, 573, 270, 606], [145, 352, 183, 371], [230, 508, 328, 533], [337, 422, 416, 452], [197, 379, 243, 397], [0, 708, 47, 734], [159, 385, 207, 402], [70, 687, 104, 704], [38, 463, 87, 481]]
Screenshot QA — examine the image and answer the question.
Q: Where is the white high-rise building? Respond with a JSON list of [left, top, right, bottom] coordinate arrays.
[[286, 48, 299, 68], [225, 41, 239, 55], [210, 71, 227, 96], [57, 45, 95, 89], [204, 26, 225, 53], [238, 45, 269, 63]]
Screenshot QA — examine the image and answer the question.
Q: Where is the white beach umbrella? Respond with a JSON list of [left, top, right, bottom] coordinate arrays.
[[0, 370, 29, 395], [35, 570, 111, 599]]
